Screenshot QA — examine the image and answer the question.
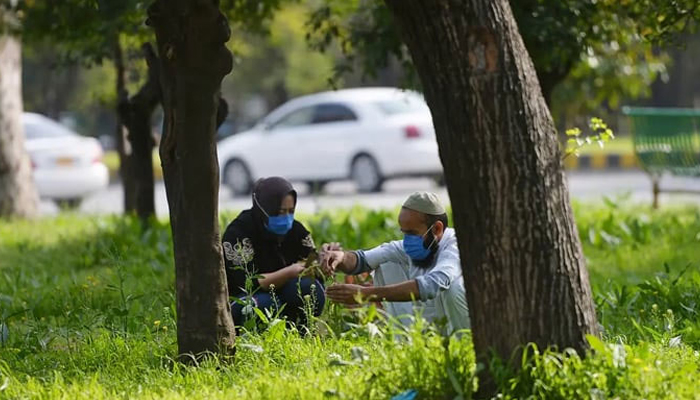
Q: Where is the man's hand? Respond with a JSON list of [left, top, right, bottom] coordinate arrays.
[[320, 242, 343, 253], [319, 242, 343, 277], [321, 250, 346, 276], [326, 283, 371, 305]]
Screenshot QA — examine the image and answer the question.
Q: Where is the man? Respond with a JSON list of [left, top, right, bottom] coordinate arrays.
[[321, 191, 470, 334]]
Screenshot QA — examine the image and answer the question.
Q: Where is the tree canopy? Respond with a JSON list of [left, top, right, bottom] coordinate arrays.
[[306, 0, 699, 116]]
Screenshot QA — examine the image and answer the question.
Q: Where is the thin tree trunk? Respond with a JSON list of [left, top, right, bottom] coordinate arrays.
[[383, 0, 598, 389], [118, 43, 160, 224], [114, 39, 136, 213], [118, 44, 229, 226], [147, 0, 236, 358], [0, 35, 38, 219]]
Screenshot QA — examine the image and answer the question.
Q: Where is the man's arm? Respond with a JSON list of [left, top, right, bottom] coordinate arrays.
[[363, 280, 420, 302], [322, 241, 406, 276], [326, 280, 420, 305]]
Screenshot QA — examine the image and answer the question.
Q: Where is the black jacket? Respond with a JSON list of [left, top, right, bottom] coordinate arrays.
[[222, 209, 315, 297]]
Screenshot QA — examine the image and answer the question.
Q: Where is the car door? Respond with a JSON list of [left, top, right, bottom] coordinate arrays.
[[301, 103, 360, 180], [254, 105, 317, 179]]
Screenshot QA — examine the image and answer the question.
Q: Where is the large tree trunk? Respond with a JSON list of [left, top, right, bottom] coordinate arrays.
[[384, 0, 598, 387], [118, 43, 160, 224], [0, 35, 38, 218], [147, 0, 236, 358], [114, 39, 137, 214]]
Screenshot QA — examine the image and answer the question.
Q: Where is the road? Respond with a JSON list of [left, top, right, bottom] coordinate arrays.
[[39, 171, 700, 216]]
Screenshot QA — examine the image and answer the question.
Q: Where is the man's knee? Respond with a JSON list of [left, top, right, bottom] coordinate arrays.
[[437, 280, 470, 329], [374, 262, 409, 287]]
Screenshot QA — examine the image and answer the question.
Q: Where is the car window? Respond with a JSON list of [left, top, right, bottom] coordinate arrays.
[[374, 97, 429, 115], [312, 103, 357, 124], [270, 106, 316, 130], [24, 121, 73, 140]]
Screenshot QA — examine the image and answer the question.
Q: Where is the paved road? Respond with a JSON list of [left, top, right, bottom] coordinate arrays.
[[39, 171, 700, 216]]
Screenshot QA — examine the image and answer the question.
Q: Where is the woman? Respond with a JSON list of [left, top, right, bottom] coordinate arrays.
[[222, 177, 325, 331]]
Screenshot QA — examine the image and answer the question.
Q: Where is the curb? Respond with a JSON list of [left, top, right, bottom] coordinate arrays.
[[564, 153, 638, 171], [108, 167, 163, 184], [107, 153, 639, 184]]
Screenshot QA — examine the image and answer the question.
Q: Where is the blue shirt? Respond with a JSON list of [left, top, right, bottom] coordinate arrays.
[[352, 228, 463, 302]]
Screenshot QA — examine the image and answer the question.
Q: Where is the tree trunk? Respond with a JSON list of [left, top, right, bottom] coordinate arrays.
[[0, 35, 38, 219], [383, 0, 599, 388], [114, 39, 137, 214], [118, 43, 160, 224], [147, 0, 236, 358]]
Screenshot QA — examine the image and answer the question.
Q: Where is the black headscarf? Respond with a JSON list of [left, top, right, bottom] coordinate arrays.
[[251, 177, 297, 225]]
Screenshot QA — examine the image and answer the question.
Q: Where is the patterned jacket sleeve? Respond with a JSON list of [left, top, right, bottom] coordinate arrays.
[[222, 224, 257, 296], [294, 221, 316, 261]]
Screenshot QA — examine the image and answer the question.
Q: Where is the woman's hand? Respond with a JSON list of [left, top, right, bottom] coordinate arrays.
[[259, 262, 308, 290], [288, 262, 307, 277]]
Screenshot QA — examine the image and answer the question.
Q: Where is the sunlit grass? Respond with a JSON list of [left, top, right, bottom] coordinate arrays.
[[1, 203, 699, 399]]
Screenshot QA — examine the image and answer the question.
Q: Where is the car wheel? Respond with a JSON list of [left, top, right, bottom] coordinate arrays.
[[224, 159, 253, 196], [351, 155, 383, 193], [307, 181, 328, 195], [55, 198, 82, 210]]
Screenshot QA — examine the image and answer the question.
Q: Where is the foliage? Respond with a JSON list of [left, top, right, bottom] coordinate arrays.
[[551, 32, 670, 121], [1, 203, 699, 398], [572, 199, 700, 286], [490, 339, 700, 399], [306, 0, 698, 116], [18, 0, 147, 65], [17, 0, 292, 65], [564, 117, 615, 159], [224, 3, 336, 125]]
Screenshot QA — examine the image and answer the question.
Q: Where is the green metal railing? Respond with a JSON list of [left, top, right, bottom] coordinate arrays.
[[622, 106, 700, 207]]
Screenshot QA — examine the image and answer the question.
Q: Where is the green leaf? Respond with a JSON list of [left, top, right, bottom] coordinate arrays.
[[586, 334, 606, 354], [253, 307, 270, 324], [566, 127, 582, 137]]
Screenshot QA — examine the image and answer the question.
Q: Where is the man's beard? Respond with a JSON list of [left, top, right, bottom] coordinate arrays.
[[411, 239, 439, 269]]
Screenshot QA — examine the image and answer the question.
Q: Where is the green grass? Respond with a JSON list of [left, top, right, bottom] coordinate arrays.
[[1, 203, 700, 399]]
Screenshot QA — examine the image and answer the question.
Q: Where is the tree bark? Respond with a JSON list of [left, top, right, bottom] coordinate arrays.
[[114, 39, 137, 214], [0, 35, 38, 219], [118, 43, 160, 224], [147, 0, 236, 358], [383, 0, 598, 388]]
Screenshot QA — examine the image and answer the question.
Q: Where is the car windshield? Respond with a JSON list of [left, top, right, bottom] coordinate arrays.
[[24, 117, 75, 140], [374, 96, 429, 115]]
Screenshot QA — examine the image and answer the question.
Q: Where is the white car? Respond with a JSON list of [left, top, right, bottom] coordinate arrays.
[[217, 87, 443, 195], [23, 112, 109, 208]]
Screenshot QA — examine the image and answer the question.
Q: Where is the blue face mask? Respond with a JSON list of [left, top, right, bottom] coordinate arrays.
[[403, 224, 436, 261], [266, 213, 294, 235], [254, 193, 294, 236]]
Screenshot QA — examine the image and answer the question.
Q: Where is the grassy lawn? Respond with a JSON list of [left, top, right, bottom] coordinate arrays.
[[1, 203, 699, 399]]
